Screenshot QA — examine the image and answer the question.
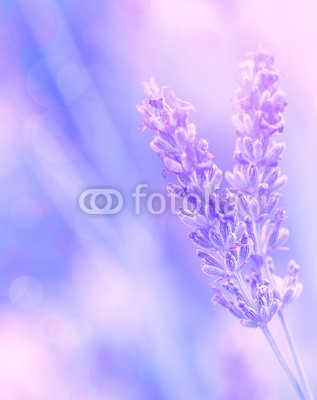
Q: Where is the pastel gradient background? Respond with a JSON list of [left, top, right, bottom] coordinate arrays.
[[1, 0, 317, 399]]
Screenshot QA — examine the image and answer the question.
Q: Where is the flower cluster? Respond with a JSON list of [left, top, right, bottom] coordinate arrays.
[[226, 48, 302, 308], [136, 49, 302, 328]]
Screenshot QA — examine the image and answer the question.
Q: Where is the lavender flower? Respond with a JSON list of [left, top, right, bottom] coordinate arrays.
[[226, 48, 303, 306], [136, 47, 312, 399], [136, 71, 287, 329]]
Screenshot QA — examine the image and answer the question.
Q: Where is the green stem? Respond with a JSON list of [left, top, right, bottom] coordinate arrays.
[[278, 311, 313, 400], [261, 326, 305, 399]]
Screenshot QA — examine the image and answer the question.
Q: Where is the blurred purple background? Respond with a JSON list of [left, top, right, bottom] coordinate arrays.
[[1, 0, 317, 398]]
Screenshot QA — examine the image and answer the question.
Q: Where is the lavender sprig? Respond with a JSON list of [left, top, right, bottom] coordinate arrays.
[[227, 48, 302, 300], [136, 49, 312, 399], [226, 47, 312, 399], [137, 77, 280, 330]]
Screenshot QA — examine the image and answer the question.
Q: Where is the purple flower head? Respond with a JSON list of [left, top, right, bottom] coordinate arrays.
[[136, 48, 301, 329], [136, 77, 214, 179], [226, 47, 302, 311]]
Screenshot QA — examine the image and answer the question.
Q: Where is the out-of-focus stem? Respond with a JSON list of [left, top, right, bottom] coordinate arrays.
[[261, 326, 305, 399], [278, 312, 313, 400], [235, 269, 306, 398], [236, 208, 309, 399]]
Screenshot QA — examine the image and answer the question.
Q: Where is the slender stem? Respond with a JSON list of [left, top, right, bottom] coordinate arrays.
[[261, 248, 313, 398], [235, 271, 305, 398], [261, 326, 305, 399], [278, 311, 313, 400], [250, 212, 312, 398], [235, 270, 254, 307], [253, 221, 310, 398]]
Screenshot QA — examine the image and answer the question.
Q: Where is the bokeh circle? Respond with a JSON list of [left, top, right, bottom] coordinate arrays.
[[31, 109, 91, 163], [9, 276, 43, 309], [27, 57, 90, 109]]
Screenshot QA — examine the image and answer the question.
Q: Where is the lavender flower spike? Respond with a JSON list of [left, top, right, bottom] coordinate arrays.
[[226, 47, 303, 310], [226, 47, 311, 399], [137, 78, 280, 330], [137, 48, 313, 399]]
